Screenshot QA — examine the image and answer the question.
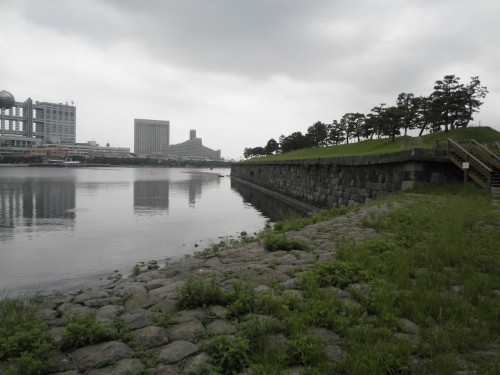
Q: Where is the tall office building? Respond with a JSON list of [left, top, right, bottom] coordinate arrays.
[[134, 119, 170, 157], [0, 97, 76, 143]]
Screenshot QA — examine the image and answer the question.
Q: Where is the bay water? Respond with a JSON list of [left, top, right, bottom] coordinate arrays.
[[0, 166, 299, 293]]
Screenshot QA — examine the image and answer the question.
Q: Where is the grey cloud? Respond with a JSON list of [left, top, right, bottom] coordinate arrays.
[[11, 0, 394, 79]]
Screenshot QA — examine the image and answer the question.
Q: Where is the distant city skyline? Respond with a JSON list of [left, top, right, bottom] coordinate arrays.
[[1, 1, 499, 159]]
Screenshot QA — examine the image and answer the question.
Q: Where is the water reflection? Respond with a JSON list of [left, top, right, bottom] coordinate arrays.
[[0, 179, 76, 241], [134, 180, 170, 214], [230, 179, 305, 221], [133, 173, 222, 214]]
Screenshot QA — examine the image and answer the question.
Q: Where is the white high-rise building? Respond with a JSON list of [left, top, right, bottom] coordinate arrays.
[[134, 119, 170, 157]]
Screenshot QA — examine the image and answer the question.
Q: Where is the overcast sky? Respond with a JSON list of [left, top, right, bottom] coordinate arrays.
[[1, 0, 499, 159]]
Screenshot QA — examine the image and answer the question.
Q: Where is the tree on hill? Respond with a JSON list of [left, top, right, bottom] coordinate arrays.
[[431, 75, 467, 132], [264, 138, 280, 155], [241, 74, 487, 157], [363, 104, 386, 140], [396, 93, 419, 137], [279, 132, 311, 153], [328, 120, 345, 145], [243, 146, 266, 158], [306, 121, 329, 147], [462, 76, 488, 128], [379, 106, 402, 142], [342, 113, 365, 143]]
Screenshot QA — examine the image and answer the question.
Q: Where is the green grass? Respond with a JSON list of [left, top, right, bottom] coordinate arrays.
[[333, 186, 500, 373], [61, 313, 116, 351], [262, 232, 309, 252], [244, 126, 500, 162], [0, 293, 55, 375], [176, 274, 227, 309]]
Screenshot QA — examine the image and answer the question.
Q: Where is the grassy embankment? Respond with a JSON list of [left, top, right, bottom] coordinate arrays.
[[182, 185, 500, 374], [244, 126, 500, 162]]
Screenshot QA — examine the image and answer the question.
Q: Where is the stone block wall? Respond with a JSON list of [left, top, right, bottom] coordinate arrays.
[[231, 149, 461, 208]]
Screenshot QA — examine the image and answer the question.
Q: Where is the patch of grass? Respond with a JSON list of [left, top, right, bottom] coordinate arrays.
[[334, 188, 500, 372], [132, 263, 141, 277], [0, 294, 55, 375], [61, 313, 115, 351], [176, 274, 227, 309], [226, 281, 257, 319], [132, 348, 160, 374], [155, 311, 178, 328], [206, 335, 250, 375], [262, 232, 309, 252], [287, 330, 328, 368], [336, 325, 412, 374], [272, 205, 350, 233], [299, 260, 371, 291], [193, 243, 222, 259]]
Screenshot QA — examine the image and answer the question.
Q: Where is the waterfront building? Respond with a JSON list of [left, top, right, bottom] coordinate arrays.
[[0, 97, 76, 143], [0, 135, 43, 158], [161, 130, 222, 160], [1, 138, 130, 160], [67, 142, 131, 159], [134, 119, 170, 158]]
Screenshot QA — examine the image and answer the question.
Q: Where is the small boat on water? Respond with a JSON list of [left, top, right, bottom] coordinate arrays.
[[63, 159, 81, 166]]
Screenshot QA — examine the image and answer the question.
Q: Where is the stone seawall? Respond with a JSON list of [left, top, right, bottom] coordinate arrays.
[[231, 149, 461, 208]]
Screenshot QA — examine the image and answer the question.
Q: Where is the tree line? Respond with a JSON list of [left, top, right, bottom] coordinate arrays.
[[243, 75, 488, 158]]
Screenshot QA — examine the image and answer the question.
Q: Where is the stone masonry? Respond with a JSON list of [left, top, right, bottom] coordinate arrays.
[[231, 149, 461, 208]]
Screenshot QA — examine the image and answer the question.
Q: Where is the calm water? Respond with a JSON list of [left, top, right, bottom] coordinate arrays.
[[0, 166, 300, 293]]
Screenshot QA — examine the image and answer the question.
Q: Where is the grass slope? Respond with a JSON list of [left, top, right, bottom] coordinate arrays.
[[245, 126, 500, 162]]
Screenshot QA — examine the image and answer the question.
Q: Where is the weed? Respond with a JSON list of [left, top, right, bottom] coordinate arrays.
[[207, 335, 250, 375], [262, 232, 309, 252], [113, 316, 133, 344], [335, 325, 412, 374], [176, 274, 227, 309], [119, 292, 134, 304], [268, 259, 280, 269], [61, 313, 115, 351], [227, 281, 256, 319], [271, 206, 350, 233], [0, 295, 55, 375], [299, 260, 370, 291], [133, 348, 160, 372], [193, 243, 221, 259], [287, 332, 327, 367], [132, 263, 141, 277], [155, 311, 178, 328]]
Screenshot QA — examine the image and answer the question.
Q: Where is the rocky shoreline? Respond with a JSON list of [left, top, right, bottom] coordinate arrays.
[[4, 195, 498, 374], [3, 203, 387, 375]]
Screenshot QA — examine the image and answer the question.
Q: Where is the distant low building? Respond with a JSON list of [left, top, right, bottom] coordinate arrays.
[[161, 130, 222, 160], [0, 135, 43, 158], [67, 142, 131, 159], [0, 136, 130, 160]]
